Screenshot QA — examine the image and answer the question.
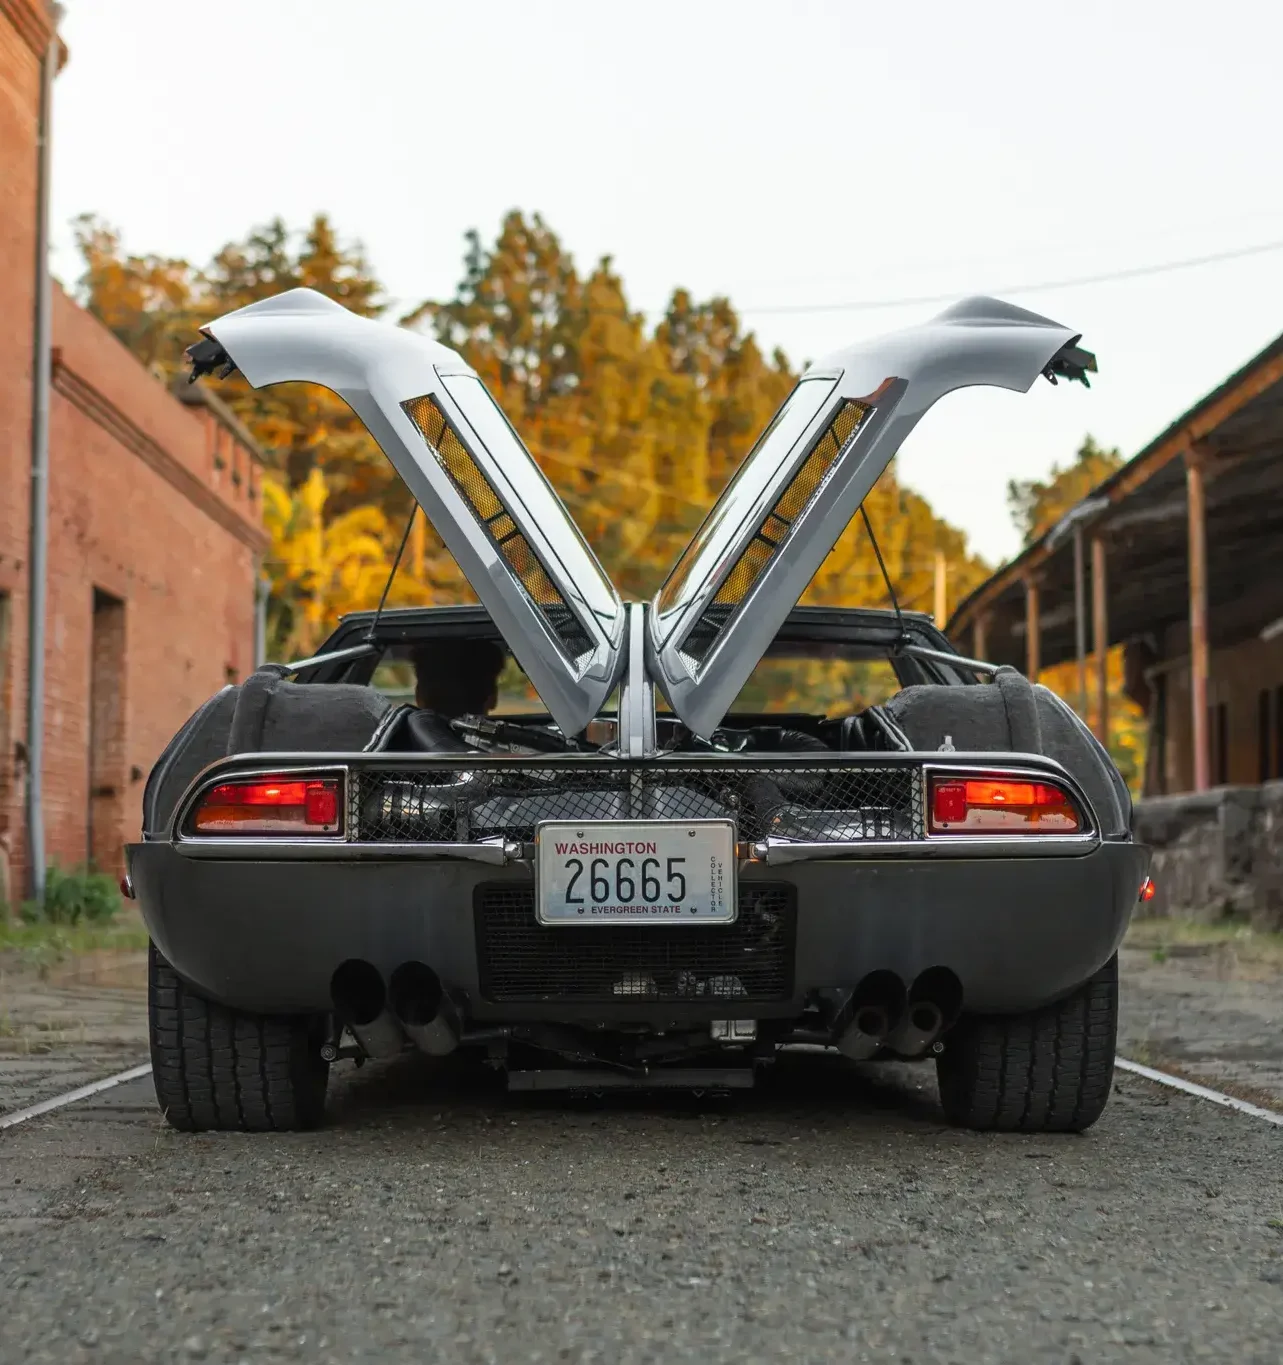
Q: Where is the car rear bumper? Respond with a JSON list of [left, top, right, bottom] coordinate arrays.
[[127, 839, 1149, 1021]]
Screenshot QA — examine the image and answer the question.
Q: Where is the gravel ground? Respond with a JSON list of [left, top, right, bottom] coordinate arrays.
[[1118, 943, 1283, 1107], [0, 951, 148, 1116], [1, 946, 1281, 1364]]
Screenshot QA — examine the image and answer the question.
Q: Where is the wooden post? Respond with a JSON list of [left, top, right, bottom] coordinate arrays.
[[933, 549, 947, 628], [973, 612, 988, 662], [1073, 523, 1088, 717], [1187, 454, 1210, 792], [1025, 578, 1041, 682], [1091, 536, 1108, 744]]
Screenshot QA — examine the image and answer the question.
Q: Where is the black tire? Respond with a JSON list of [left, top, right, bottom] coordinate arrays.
[[935, 955, 1117, 1133], [148, 943, 329, 1132]]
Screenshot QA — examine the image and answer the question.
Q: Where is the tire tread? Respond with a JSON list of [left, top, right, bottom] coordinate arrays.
[[148, 943, 327, 1132], [936, 956, 1117, 1133]]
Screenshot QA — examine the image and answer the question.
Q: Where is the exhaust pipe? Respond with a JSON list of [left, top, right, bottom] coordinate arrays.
[[884, 1000, 945, 1058], [331, 960, 404, 1060], [837, 1003, 891, 1061], [884, 968, 963, 1059], [835, 970, 904, 1061], [389, 961, 460, 1057]]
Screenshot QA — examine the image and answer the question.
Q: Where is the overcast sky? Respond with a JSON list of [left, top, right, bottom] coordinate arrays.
[[47, 0, 1283, 567]]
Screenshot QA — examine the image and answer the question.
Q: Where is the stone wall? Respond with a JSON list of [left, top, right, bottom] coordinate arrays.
[[1134, 783, 1283, 932]]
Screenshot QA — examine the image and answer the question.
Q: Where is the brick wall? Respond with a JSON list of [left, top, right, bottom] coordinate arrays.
[[22, 292, 268, 887], [0, 0, 46, 907], [0, 2, 268, 902]]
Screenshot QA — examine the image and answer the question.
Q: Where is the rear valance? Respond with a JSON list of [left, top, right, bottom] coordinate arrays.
[[648, 296, 1093, 737], [193, 289, 625, 737]]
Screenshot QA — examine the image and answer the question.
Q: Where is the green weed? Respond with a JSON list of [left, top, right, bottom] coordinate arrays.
[[16, 863, 122, 927]]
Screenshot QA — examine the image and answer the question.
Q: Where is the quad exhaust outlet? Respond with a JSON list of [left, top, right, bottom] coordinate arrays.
[[835, 968, 963, 1061], [330, 959, 461, 1061]]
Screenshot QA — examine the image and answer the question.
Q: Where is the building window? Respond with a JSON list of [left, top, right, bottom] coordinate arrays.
[[1260, 690, 1272, 784], [1276, 686, 1283, 784], [1209, 701, 1229, 787], [89, 589, 127, 872], [0, 591, 10, 805]]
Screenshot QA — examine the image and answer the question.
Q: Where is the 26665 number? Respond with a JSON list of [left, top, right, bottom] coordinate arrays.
[[563, 855, 687, 906]]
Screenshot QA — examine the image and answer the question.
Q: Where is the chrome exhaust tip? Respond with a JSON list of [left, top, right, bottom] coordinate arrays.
[[330, 960, 405, 1060], [389, 961, 460, 1058], [836, 1003, 892, 1061], [834, 970, 905, 1061], [884, 1000, 946, 1059], [883, 968, 963, 1059]]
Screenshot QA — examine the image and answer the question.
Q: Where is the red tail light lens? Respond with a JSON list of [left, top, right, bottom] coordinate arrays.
[[1140, 876, 1156, 902], [929, 776, 1081, 834], [191, 776, 343, 835]]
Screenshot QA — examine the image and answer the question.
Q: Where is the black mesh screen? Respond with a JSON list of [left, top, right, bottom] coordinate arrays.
[[475, 882, 796, 1003], [351, 762, 922, 844], [681, 398, 869, 669], [402, 395, 594, 663]]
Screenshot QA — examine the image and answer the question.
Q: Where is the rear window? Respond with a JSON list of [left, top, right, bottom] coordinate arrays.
[[652, 648, 902, 716], [368, 648, 542, 715], [729, 653, 900, 714]]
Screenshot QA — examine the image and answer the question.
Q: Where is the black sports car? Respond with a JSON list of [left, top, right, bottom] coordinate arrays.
[[128, 290, 1145, 1133]]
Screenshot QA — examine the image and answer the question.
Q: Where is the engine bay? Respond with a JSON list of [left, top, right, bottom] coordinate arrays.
[[430, 708, 911, 758]]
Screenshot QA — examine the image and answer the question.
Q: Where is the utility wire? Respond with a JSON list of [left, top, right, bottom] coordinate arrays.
[[737, 237, 1283, 317]]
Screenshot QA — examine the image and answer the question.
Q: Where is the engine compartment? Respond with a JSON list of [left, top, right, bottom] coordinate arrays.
[[383, 706, 912, 759]]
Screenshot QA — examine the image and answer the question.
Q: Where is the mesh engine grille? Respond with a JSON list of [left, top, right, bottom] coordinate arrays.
[[475, 882, 797, 1003], [351, 763, 922, 844], [682, 399, 869, 668], [402, 394, 594, 663]]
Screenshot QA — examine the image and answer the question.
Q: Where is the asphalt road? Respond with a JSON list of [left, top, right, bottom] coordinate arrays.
[[2, 1049, 1281, 1365]]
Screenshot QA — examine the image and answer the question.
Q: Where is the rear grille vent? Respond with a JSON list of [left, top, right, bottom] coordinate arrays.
[[475, 883, 796, 1003], [401, 394, 594, 663], [351, 763, 922, 844], [681, 398, 869, 670]]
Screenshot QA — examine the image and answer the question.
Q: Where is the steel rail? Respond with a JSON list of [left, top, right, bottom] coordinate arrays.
[[0, 1063, 153, 1130], [4, 1056, 1283, 1132]]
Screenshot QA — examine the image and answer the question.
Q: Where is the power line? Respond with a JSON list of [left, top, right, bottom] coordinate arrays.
[[737, 237, 1283, 317]]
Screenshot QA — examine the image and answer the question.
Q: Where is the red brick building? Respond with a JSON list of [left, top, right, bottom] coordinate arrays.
[[1, 0, 266, 907]]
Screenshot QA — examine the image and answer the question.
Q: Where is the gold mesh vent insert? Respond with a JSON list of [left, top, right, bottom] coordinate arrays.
[[683, 398, 869, 668], [402, 394, 593, 662]]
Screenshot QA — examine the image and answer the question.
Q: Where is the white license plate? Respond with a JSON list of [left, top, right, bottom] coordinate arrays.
[[536, 820, 737, 926]]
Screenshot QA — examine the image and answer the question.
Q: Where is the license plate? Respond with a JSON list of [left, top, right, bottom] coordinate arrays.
[[535, 820, 737, 925]]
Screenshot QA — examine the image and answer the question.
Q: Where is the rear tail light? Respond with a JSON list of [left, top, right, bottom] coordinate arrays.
[[1140, 876, 1156, 902], [190, 776, 343, 835], [929, 775, 1081, 834]]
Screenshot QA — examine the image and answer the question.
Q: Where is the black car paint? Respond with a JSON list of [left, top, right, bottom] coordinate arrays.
[[128, 839, 1145, 1020], [130, 605, 1147, 1026]]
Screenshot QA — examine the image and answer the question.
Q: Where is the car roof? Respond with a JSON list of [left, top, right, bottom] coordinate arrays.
[[328, 602, 945, 648]]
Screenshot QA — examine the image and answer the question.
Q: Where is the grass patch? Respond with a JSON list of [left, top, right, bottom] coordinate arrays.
[[1126, 916, 1283, 969], [16, 863, 123, 926], [0, 915, 150, 976]]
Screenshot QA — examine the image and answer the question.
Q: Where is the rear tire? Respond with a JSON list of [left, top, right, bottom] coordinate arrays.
[[148, 943, 329, 1132], [935, 955, 1117, 1133]]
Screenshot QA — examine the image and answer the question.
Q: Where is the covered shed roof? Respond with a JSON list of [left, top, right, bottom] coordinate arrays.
[[947, 330, 1283, 667]]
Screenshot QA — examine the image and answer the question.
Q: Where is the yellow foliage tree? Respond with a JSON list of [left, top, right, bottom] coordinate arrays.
[[75, 213, 467, 655], [77, 207, 993, 674]]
